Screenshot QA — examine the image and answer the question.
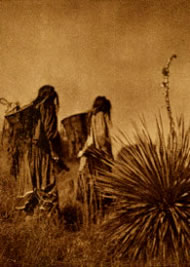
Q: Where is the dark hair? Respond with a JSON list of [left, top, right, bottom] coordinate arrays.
[[92, 96, 111, 119], [87, 96, 112, 135], [33, 85, 59, 109]]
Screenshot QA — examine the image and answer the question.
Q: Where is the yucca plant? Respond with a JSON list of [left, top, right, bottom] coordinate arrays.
[[95, 54, 190, 264], [96, 116, 190, 264]]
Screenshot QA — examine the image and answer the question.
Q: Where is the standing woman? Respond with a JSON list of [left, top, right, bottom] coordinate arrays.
[[78, 96, 113, 171], [30, 85, 61, 190], [17, 85, 68, 215], [77, 96, 113, 223]]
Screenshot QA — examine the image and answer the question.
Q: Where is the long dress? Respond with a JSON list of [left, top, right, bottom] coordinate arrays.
[[28, 102, 58, 191]]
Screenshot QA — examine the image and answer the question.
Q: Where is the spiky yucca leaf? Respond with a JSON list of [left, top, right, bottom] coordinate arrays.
[[96, 116, 190, 263]]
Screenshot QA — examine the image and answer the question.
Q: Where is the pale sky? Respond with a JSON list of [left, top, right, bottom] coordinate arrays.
[[1, 0, 190, 145]]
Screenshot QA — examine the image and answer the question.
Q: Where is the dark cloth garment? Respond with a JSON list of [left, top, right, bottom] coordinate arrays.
[[28, 145, 52, 190], [28, 98, 62, 191], [3, 87, 68, 215]]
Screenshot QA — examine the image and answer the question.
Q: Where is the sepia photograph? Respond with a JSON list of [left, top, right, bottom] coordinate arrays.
[[0, 0, 190, 266]]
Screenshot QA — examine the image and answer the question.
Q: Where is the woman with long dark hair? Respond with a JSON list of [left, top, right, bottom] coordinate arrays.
[[30, 85, 60, 190], [78, 96, 113, 171], [16, 85, 68, 215], [77, 96, 113, 224]]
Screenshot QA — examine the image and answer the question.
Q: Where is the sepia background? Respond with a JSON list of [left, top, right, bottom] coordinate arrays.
[[1, 0, 190, 146], [0, 2, 190, 265]]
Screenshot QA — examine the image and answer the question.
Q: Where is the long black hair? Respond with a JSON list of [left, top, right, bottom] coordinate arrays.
[[87, 96, 112, 135], [33, 85, 59, 111], [92, 96, 111, 119]]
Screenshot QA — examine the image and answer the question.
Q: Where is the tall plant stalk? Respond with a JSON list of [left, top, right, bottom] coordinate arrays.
[[161, 54, 177, 139]]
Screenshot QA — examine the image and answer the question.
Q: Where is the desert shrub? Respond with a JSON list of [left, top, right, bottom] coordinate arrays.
[[96, 116, 190, 264]]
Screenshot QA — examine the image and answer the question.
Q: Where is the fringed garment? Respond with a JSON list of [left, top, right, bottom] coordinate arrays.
[[77, 111, 113, 224]]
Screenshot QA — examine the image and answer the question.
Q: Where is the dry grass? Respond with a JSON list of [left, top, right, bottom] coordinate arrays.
[[0, 147, 110, 267], [0, 220, 109, 267]]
